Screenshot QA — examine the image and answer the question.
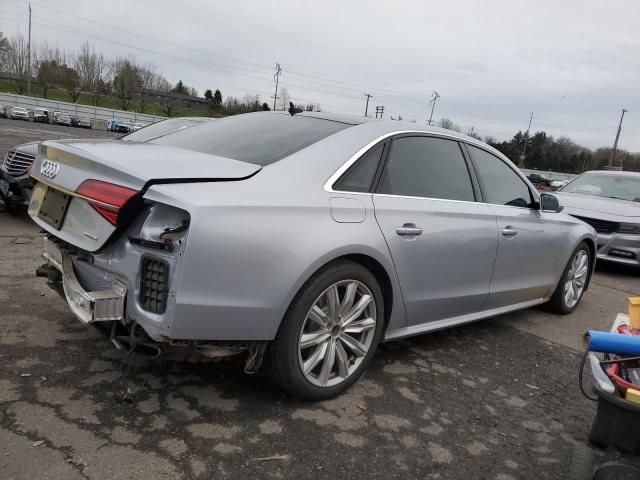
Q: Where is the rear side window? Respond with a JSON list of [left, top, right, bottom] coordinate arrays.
[[378, 136, 475, 201], [333, 143, 384, 192], [467, 145, 532, 208], [152, 113, 350, 165]]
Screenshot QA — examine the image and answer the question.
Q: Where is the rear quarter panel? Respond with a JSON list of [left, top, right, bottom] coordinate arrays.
[[144, 169, 405, 341]]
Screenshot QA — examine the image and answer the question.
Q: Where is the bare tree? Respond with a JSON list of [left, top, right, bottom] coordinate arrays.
[[4, 33, 30, 94], [161, 96, 176, 117], [0, 32, 9, 65], [135, 64, 171, 112], [466, 127, 482, 140], [112, 57, 140, 110], [35, 43, 65, 98], [438, 118, 461, 132], [278, 87, 290, 111], [74, 42, 108, 106]]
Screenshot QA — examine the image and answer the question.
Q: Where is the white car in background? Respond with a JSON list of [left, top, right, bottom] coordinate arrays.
[[551, 179, 569, 190], [10, 107, 30, 120]]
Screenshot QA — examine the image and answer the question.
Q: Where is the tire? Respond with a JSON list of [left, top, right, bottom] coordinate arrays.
[[592, 458, 640, 480], [268, 260, 385, 400], [546, 241, 591, 314]]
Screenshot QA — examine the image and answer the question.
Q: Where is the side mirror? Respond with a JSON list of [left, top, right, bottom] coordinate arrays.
[[540, 193, 563, 213]]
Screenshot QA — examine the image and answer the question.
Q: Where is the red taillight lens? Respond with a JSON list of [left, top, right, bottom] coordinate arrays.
[[76, 179, 138, 226]]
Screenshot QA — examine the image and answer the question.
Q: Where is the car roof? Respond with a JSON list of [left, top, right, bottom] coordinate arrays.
[[269, 110, 487, 143]]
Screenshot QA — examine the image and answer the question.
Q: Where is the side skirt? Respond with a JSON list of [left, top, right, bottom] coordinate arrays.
[[382, 297, 549, 342]]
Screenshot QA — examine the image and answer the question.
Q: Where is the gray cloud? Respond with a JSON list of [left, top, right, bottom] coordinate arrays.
[[1, 0, 638, 150]]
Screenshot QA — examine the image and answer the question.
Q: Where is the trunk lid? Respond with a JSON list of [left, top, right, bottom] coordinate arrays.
[[32, 140, 261, 192], [29, 140, 261, 251]]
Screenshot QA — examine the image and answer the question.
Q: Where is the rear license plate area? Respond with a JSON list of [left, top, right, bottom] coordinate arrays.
[[38, 187, 70, 230]]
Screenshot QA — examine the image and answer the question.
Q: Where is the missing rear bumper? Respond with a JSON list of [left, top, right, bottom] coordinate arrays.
[[42, 237, 126, 324]]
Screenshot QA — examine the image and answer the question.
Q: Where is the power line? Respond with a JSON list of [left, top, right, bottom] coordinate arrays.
[[0, 8, 626, 146]]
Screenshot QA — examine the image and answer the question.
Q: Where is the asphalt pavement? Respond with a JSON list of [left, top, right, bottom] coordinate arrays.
[[1, 119, 637, 479]]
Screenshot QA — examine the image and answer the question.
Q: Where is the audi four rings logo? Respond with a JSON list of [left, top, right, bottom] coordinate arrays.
[[40, 160, 60, 179]]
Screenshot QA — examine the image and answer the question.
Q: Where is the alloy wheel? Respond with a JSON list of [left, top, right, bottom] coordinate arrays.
[[564, 249, 589, 309], [297, 280, 377, 387]]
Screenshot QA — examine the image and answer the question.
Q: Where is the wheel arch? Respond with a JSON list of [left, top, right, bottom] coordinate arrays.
[[278, 247, 403, 337]]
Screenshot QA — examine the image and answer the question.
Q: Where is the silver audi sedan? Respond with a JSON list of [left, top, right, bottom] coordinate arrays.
[[28, 111, 596, 399], [555, 170, 640, 266]]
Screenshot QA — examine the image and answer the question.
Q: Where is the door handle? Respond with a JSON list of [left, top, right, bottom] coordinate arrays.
[[501, 226, 518, 237], [396, 223, 423, 236]]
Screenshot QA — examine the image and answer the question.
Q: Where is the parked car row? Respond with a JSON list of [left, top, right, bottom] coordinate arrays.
[[1, 105, 94, 129], [0, 117, 212, 208]]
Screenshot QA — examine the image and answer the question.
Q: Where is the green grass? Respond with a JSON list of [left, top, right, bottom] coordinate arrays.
[[0, 79, 215, 118]]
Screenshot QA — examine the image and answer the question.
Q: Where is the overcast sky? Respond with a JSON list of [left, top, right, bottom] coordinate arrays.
[[2, 0, 639, 151]]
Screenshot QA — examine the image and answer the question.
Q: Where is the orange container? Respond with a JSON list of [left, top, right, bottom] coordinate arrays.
[[629, 297, 640, 329]]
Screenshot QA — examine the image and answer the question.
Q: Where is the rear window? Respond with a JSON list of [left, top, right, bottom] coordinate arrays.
[[151, 113, 351, 165], [122, 118, 208, 142]]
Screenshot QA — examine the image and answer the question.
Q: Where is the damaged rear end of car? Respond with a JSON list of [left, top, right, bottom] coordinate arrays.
[[29, 139, 265, 364]]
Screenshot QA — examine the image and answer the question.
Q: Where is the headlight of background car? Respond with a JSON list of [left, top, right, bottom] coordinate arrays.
[[617, 223, 640, 234]]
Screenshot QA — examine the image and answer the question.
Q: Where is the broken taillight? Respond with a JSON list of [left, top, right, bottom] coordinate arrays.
[[76, 179, 138, 226]]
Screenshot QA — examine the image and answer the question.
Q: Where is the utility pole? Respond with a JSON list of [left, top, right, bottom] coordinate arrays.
[[27, 3, 32, 95], [519, 112, 534, 167], [608, 108, 628, 169], [363, 93, 372, 117], [375, 106, 384, 119], [427, 91, 439, 125], [272, 63, 281, 111]]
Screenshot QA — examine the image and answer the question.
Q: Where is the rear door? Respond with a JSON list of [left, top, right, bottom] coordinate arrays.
[[372, 135, 499, 326], [465, 145, 567, 308]]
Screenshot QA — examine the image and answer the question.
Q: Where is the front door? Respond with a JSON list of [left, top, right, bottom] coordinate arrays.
[[373, 136, 499, 326], [465, 145, 567, 308]]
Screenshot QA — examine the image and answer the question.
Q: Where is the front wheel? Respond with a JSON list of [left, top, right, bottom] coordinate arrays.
[[268, 261, 384, 400], [546, 241, 591, 314]]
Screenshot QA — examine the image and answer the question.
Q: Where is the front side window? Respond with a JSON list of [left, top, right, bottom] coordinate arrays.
[[467, 145, 532, 208], [378, 136, 475, 201], [333, 143, 384, 192]]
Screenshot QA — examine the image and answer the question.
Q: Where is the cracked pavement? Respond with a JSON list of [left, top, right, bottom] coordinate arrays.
[[1, 119, 638, 479]]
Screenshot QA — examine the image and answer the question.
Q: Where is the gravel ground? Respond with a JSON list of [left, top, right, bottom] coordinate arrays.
[[1, 119, 636, 479]]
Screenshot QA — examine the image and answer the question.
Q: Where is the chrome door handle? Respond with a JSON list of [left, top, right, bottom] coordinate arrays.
[[396, 223, 423, 236], [502, 226, 518, 237]]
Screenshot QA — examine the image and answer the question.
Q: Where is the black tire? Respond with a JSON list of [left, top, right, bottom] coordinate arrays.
[[546, 241, 591, 315], [267, 260, 385, 400], [592, 458, 640, 480]]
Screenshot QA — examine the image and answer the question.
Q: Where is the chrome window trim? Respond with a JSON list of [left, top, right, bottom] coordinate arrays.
[[323, 130, 538, 212]]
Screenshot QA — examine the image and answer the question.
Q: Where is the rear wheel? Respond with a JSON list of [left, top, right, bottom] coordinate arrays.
[[547, 241, 591, 314], [268, 261, 384, 400]]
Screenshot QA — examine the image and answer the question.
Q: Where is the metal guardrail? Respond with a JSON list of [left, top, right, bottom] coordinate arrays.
[[0, 92, 165, 129]]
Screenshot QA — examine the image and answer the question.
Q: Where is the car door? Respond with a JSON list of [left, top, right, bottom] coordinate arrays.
[[372, 135, 499, 326], [465, 144, 567, 308]]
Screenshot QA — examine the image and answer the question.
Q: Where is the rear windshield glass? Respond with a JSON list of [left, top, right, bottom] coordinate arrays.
[[122, 118, 208, 142], [151, 113, 351, 165]]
